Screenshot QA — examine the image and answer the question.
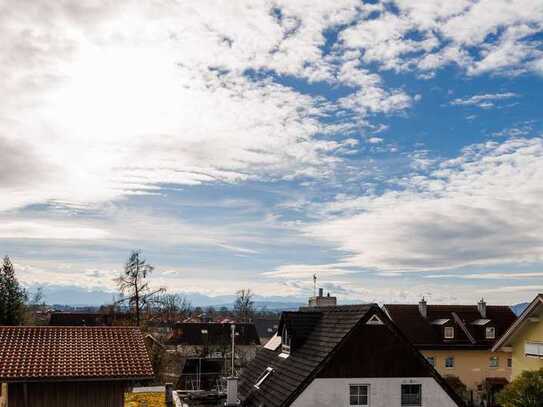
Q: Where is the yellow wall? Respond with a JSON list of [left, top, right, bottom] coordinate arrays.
[[422, 350, 511, 391], [509, 319, 543, 379]]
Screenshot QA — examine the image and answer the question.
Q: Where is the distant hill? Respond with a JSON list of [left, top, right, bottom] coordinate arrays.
[[511, 302, 529, 316]]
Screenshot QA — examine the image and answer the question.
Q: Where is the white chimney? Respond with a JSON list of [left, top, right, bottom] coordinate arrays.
[[478, 298, 487, 318], [419, 297, 428, 319], [225, 377, 240, 406]]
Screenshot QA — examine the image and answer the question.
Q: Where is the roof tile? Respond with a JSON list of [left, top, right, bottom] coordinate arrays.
[[0, 326, 154, 382]]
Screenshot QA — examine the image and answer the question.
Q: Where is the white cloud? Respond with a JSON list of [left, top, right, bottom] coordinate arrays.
[[264, 263, 358, 278], [450, 92, 519, 109], [340, 0, 543, 76], [286, 137, 543, 273], [426, 272, 543, 280], [3, 0, 408, 212]]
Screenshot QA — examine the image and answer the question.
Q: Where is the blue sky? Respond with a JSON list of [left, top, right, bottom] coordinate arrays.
[[1, 0, 543, 305]]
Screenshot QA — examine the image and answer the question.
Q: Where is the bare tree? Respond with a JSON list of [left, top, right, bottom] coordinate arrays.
[[116, 250, 164, 326], [155, 293, 192, 323], [234, 289, 254, 322]]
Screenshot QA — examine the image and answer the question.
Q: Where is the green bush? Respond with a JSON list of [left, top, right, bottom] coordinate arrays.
[[497, 368, 543, 407]]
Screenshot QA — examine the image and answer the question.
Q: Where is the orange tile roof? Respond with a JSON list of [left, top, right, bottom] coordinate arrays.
[[0, 326, 154, 382]]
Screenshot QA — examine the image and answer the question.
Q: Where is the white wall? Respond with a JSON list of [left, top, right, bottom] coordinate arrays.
[[291, 377, 458, 407]]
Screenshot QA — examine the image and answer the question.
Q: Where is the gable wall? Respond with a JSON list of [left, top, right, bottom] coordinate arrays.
[[291, 377, 458, 407], [510, 315, 543, 378], [317, 321, 432, 378]]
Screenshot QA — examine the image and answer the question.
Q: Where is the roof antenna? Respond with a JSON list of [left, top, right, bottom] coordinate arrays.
[[313, 274, 317, 299]]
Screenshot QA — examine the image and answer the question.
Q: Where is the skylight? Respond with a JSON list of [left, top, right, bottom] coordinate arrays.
[[254, 367, 273, 389], [263, 333, 281, 351], [471, 319, 491, 326]]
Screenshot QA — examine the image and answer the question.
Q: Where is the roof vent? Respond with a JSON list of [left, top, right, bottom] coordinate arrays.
[[478, 298, 487, 318], [419, 297, 428, 319]]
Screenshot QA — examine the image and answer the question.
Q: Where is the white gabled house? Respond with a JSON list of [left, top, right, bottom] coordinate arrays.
[[238, 301, 465, 407]]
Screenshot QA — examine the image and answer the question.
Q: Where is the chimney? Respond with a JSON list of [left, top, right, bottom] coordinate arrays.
[[308, 288, 337, 307], [225, 377, 239, 406], [419, 297, 428, 319], [478, 298, 487, 318]]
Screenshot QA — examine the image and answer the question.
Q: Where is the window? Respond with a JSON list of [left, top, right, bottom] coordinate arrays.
[[445, 356, 455, 368], [444, 326, 454, 339], [507, 358, 512, 368], [349, 384, 369, 406], [489, 356, 499, 368], [485, 327, 496, 339], [426, 356, 435, 367], [254, 367, 273, 389], [366, 314, 384, 325], [525, 342, 543, 357], [401, 384, 422, 406], [281, 327, 291, 355]]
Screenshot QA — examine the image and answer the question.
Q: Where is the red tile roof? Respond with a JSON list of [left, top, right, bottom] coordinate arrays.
[[0, 326, 154, 382]]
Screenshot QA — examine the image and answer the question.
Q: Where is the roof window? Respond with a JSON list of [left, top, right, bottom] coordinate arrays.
[[444, 326, 454, 339], [254, 367, 273, 389], [485, 327, 496, 339]]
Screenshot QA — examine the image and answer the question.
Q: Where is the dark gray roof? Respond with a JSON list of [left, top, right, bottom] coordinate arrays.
[[384, 304, 517, 350], [254, 318, 280, 339], [239, 304, 464, 407], [239, 305, 372, 407], [167, 323, 260, 346]]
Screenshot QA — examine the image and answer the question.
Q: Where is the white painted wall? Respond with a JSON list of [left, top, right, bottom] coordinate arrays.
[[291, 377, 458, 407]]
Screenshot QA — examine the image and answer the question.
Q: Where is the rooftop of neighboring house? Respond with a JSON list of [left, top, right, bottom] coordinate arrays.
[[166, 322, 261, 347], [239, 303, 464, 407], [493, 293, 543, 351], [0, 326, 154, 382], [49, 312, 112, 326], [253, 318, 280, 339], [384, 299, 517, 350]]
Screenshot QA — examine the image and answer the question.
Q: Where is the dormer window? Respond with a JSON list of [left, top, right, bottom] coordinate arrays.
[[485, 327, 496, 339], [281, 327, 291, 355], [444, 326, 454, 339]]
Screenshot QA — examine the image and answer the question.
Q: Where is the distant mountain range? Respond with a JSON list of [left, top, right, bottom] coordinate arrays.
[[32, 284, 306, 310]]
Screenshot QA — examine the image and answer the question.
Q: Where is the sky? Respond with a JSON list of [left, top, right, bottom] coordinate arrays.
[[1, 0, 543, 306]]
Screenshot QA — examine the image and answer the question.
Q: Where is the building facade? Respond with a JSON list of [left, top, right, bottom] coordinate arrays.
[[384, 299, 517, 404], [493, 294, 543, 379]]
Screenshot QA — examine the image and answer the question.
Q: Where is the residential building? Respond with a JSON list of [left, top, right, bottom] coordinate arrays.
[[492, 293, 543, 379], [384, 299, 517, 404], [239, 304, 464, 407], [161, 322, 261, 391], [0, 326, 154, 407]]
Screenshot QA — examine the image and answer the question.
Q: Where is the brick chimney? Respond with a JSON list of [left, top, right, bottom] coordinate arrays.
[[308, 288, 337, 307]]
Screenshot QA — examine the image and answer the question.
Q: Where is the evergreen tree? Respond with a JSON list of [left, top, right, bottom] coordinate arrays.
[[0, 256, 27, 325]]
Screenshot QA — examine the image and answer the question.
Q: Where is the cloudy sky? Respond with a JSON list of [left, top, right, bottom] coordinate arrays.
[[1, 0, 543, 306]]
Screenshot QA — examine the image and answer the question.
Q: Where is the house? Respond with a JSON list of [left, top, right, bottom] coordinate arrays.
[[238, 303, 464, 407], [492, 293, 543, 379], [384, 299, 517, 404], [161, 322, 260, 391], [0, 326, 154, 407]]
